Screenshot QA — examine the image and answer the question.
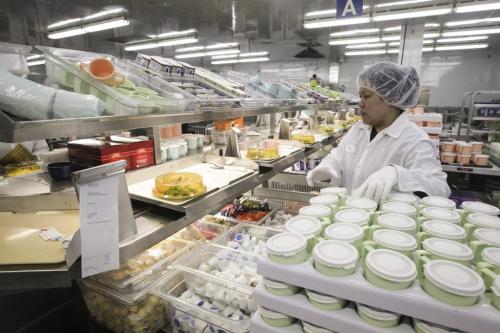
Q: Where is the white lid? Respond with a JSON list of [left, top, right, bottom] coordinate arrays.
[[263, 278, 293, 290], [381, 202, 416, 216], [373, 229, 417, 251], [466, 213, 500, 230], [310, 194, 339, 206], [285, 216, 322, 238], [422, 220, 466, 240], [365, 249, 417, 283], [334, 209, 370, 225], [302, 321, 333, 333], [422, 207, 461, 223], [492, 276, 500, 297], [421, 196, 456, 209], [424, 260, 484, 297], [266, 232, 307, 256], [462, 201, 500, 216], [475, 154, 489, 158], [422, 238, 473, 261], [473, 228, 500, 246], [482, 247, 500, 267], [470, 141, 483, 145], [387, 192, 419, 205], [414, 319, 459, 333], [441, 152, 457, 157], [260, 307, 289, 319], [459, 142, 472, 147], [320, 187, 347, 196], [346, 197, 378, 211], [377, 214, 416, 232], [313, 240, 358, 269], [305, 289, 344, 305], [324, 223, 364, 242], [356, 303, 400, 322], [299, 205, 331, 218]]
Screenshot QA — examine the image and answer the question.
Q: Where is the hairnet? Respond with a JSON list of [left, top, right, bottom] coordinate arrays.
[[357, 62, 421, 110]]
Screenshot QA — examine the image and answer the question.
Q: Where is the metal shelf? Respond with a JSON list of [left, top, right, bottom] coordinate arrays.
[[441, 163, 500, 176], [0, 105, 313, 143], [470, 129, 500, 134], [472, 117, 500, 121], [474, 104, 500, 108]]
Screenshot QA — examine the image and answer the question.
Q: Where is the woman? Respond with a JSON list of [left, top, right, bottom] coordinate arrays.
[[307, 62, 450, 202]]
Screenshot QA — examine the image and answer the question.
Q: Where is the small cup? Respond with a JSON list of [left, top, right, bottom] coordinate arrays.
[[324, 223, 366, 252], [474, 154, 490, 166], [184, 136, 198, 150], [285, 216, 322, 253], [302, 321, 334, 333], [299, 205, 332, 235], [260, 307, 296, 327], [417, 220, 467, 244], [457, 154, 471, 165], [356, 303, 401, 328], [167, 145, 180, 160], [366, 229, 417, 257], [334, 208, 371, 226], [470, 141, 483, 154], [263, 278, 301, 296], [457, 143, 473, 155], [177, 142, 188, 157], [490, 276, 500, 311], [309, 194, 339, 218], [463, 213, 500, 241], [313, 240, 358, 277], [195, 134, 204, 148], [441, 152, 456, 164], [345, 197, 378, 212], [80, 58, 124, 86], [441, 142, 456, 153], [305, 289, 346, 311], [413, 319, 460, 333], [477, 247, 500, 290], [266, 232, 309, 265], [372, 213, 417, 235], [418, 238, 474, 266], [469, 228, 500, 262]]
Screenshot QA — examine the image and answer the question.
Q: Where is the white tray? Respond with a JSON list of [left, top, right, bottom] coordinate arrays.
[[251, 310, 303, 333], [128, 163, 253, 206], [254, 283, 415, 333], [257, 257, 500, 333]]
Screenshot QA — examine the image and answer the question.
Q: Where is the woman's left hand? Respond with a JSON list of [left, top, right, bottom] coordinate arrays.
[[352, 166, 398, 203]]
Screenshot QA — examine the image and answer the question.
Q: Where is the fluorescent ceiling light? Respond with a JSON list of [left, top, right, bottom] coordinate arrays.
[[330, 28, 380, 37], [304, 16, 371, 29], [345, 50, 387, 56], [346, 42, 387, 49], [442, 27, 500, 36], [305, 5, 369, 17], [389, 41, 400, 46], [175, 49, 240, 59], [175, 52, 207, 59], [212, 54, 238, 59], [437, 36, 488, 43], [211, 56, 269, 65], [205, 49, 241, 56], [455, 0, 500, 13], [206, 42, 239, 50], [124, 37, 198, 51], [423, 47, 435, 51], [423, 39, 435, 44], [27, 60, 46, 66], [423, 32, 440, 38], [238, 57, 269, 63], [384, 26, 402, 32], [48, 27, 85, 39], [445, 17, 500, 27], [435, 43, 489, 51], [47, 18, 81, 29], [27, 54, 44, 60], [239, 52, 269, 57], [83, 8, 125, 20], [83, 18, 129, 32], [375, 0, 434, 8], [387, 49, 399, 54], [425, 23, 440, 28], [329, 37, 381, 45], [152, 29, 198, 39], [177, 46, 205, 53], [381, 35, 401, 41], [373, 6, 452, 22], [156, 37, 198, 48]]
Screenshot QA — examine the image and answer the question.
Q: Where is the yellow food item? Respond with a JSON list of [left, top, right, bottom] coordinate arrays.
[[292, 133, 315, 144], [152, 172, 205, 199], [4, 162, 40, 177], [246, 147, 279, 160]]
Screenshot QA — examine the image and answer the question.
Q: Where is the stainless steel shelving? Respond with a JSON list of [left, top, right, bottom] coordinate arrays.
[[441, 163, 500, 176]]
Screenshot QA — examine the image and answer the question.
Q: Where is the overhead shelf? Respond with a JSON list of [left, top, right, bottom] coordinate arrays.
[[472, 117, 500, 121], [441, 163, 500, 176], [474, 104, 500, 108]]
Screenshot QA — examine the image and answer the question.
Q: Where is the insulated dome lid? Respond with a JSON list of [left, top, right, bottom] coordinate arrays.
[[309, 194, 339, 206], [285, 216, 322, 238], [373, 229, 417, 251], [461, 201, 500, 216], [320, 187, 347, 196], [473, 228, 500, 247], [387, 192, 419, 205], [422, 238, 473, 261], [381, 202, 416, 216], [334, 209, 370, 225], [299, 205, 331, 218], [377, 213, 416, 231], [324, 223, 364, 242], [313, 240, 358, 269], [482, 247, 500, 267], [466, 214, 500, 230], [421, 220, 466, 240], [421, 196, 456, 209], [421, 207, 461, 223], [365, 249, 417, 283], [346, 197, 378, 211], [424, 260, 484, 297], [266, 232, 307, 256]]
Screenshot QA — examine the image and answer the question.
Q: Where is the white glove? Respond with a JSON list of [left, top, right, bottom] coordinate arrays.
[[306, 165, 339, 187], [352, 166, 398, 203]]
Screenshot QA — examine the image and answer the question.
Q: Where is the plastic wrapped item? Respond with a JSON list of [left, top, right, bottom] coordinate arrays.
[[215, 224, 280, 256], [264, 210, 295, 230], [174, 220, 230, 242], [96, 239, 192, 293], [80, 279, 165, 333], [154, 269, 254, 333], [0, 42, 31, 75]]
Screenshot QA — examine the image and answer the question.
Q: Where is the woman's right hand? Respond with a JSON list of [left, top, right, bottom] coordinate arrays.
[[306, 165, 339, 187]]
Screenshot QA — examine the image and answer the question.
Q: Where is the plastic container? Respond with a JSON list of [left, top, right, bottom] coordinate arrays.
[[470, 228, 500, 262], [334, 209, 370, 226], [386, 192, 419, 205], [313, 240, 358, 277], [416, 258, 484, 306], [215, 224, 280, 257], [167, 145, 180, 160], [476, 247, 500, 290], [420, 238, 474, 266], [153, 269, 255, 333], [461, 201, 500, 216], [413, 319, 460, 333], [363, 248, 417, 290], [298, 205, 332, 234], [80, 279, 165, 333], [309, 194, 339, 215], [184, 135, 198, 150], [474, 154, 490, 166], [266, 232, 309, 265], [0, 42, 31, 75], [285, 216, 322, 253], [419, 207, 461, 224], [260, 307, 296, 327], [380, 202, 417, 217], [464, 213, 500, 242], [457, 155, 471, 165], [420, 196, 456, 209], [305, 289, 346, 311], [440, 153, 456, 164], [369, 229, 417, 256], [37, 46, 190, 116], [47, 161, 72, 181], [356, 303, 401, 328], [173, 244, 260, 291], [263, 278, 301, 296], [470, 142, 483, 154], [174, 220, 230, 242], [96, 239, 192, 293], [441, 142, 456, 153], [320, 187, 347, 204], [324, 223, 365, 250], [302, 321, 335, 333], [457, 143, 473, 155], [375, 213, 417, 235], [418, 220, 467, 243], [491, 276, 500, 311], [345, 197, 378, 212]]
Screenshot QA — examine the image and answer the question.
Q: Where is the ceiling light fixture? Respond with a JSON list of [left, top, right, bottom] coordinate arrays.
[[27, 59, 46, 67], [455, 0, 500, 13], [437, 36, 489, 43], [384, 26, 402, 32], [124, 30, 199, 51], [174, 42, 240, 58], [389, 41, 400, 46], [345, 49, 387, 56], [423, 32, 440, 38], [373, 5, 453, 22], [423, 39, 435, 44], [422, 47, 435, 51], [445, 17, 500, 27], [442, 27, 500, 37], [305, 5, 370, 17], [375, 0, 434, 8], [211, 52, 270, 65], [346, 42, 387, 49], [304, 15, 371, 29], [176, 49, 240, 59], [381, 35, 401, 41], [425, 23, 441, 28], [435, 43, 489, 51], [330, 28, 380, 37], [27, 54, 44, 61], [329, 37, 381, 45]]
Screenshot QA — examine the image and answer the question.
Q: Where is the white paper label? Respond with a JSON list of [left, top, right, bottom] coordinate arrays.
[[79, 174, 120, 278]]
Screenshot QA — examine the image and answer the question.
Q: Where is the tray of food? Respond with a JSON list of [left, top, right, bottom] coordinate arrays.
[[217, 198, 276, 225]]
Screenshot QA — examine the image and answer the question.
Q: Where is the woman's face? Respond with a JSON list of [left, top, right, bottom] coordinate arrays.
[[359, 87, 393, 128]]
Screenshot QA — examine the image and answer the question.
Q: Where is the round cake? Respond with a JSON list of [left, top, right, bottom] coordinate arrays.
[[152, 172, 206, 199]]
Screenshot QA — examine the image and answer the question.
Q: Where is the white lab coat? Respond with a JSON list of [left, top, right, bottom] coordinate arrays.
[[320, 113, 451, 197]]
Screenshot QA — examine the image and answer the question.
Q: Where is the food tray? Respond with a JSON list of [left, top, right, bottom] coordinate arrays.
[[255, 284, 416, 333], [441, 162, 493, 169], [173, 244, 261, 293], [257, 256, 500, 333], [174, 220, 231, 242], [215, 208, 276, 226], [214, 224, 281, 256], [79, 279, 165, 333], [251, 310, 303, 333], [242, 141, 304, 163], [95, 239, 193, 293], [154, 269, 255, 333], [37, 46, 193, 116]]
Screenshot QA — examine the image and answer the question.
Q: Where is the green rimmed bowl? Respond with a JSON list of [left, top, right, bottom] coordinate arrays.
[[418, 238, 474, 266], [373, 213, 417, 235], [413, 319, 458, 333], [356, 303, 401, 328], [313, 240, 358, 277], [418, 220, 467, 245], [368, 229, 417, 257], [324, 223, 366, 252], [305, 289, 346, 311], [464, 213, 500, 241], [299, 205, 332, 235], [469, 228, 500, 262], [285, 215, 322, 253], [263, 278, 301, 296], [267, 232, 309, 265], [260, 307, 296, 327]]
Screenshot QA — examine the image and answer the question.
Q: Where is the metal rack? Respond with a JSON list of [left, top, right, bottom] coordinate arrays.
[[457, 90, 500, 141]]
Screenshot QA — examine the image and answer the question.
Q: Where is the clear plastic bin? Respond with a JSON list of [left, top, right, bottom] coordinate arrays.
[[95, 239, 193, 293], [174, 220, 231, 242], [214, 223, 280, 256], [173, 244, 261, 292], [79, 279, 165, 333], [0, 42, 31, 76], [154, 269, 255, 333], [36, 46, 195, 116]]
